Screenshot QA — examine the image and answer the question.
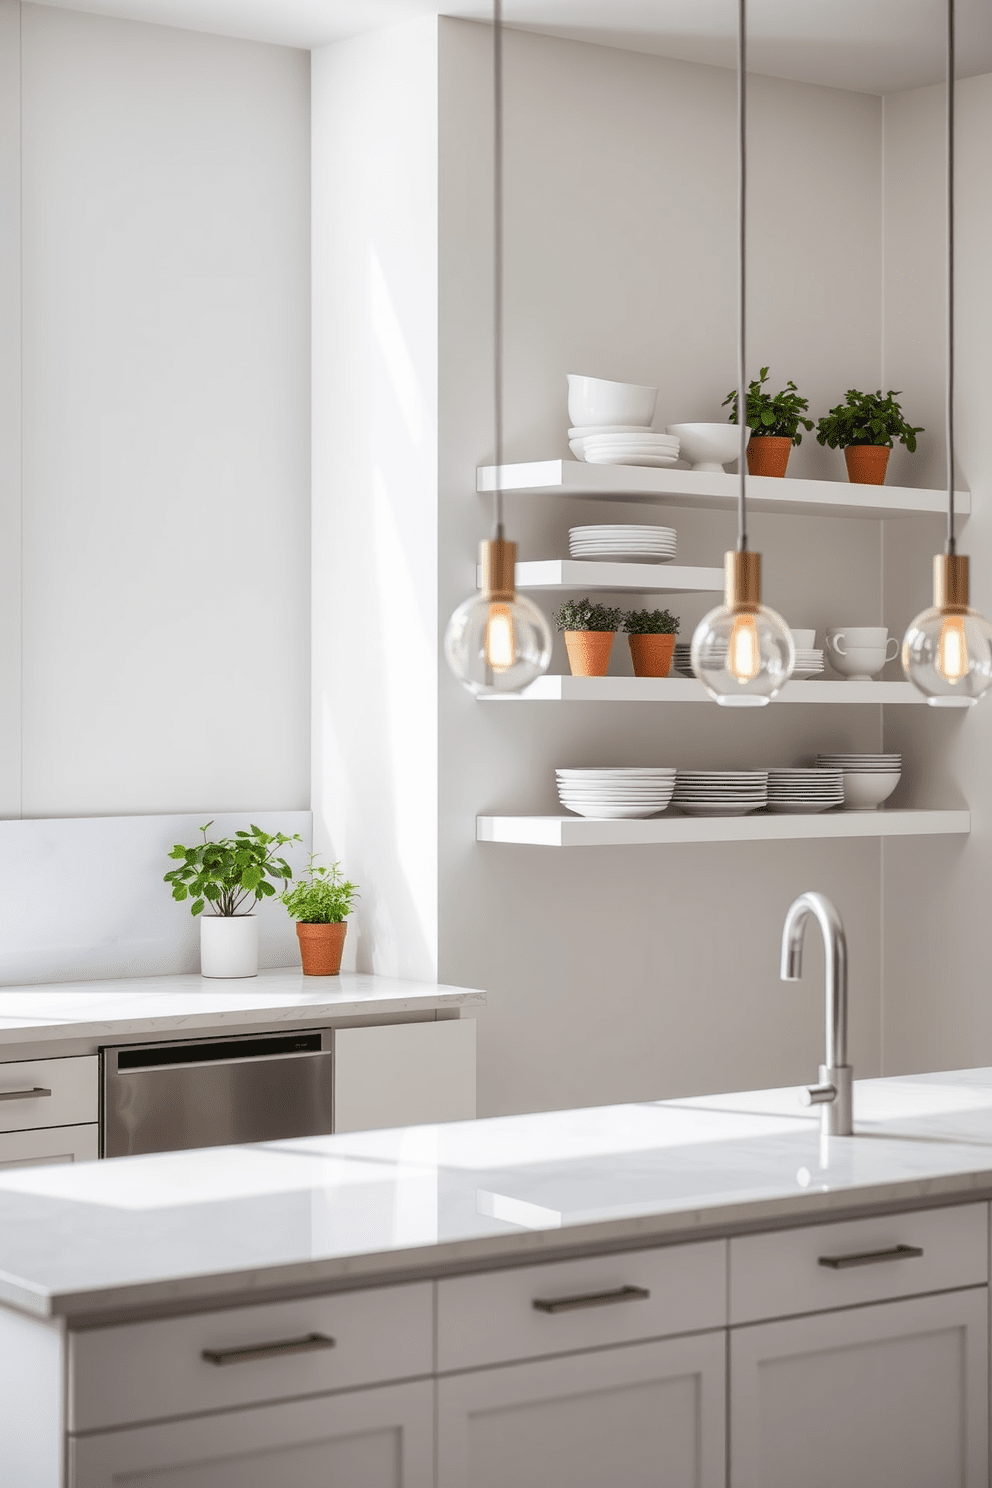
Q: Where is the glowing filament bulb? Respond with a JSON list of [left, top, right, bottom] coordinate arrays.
[[727, 612, 761, 682], [936, 614, 969, 684], [484, 603, 515, 672]]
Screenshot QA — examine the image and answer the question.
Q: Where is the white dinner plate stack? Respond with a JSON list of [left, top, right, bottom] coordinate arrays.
[[568, 525, 677, 564], [766, 768, 844, 814], [672, 770, 768, 816], [556, 767, 677, 819], [815, 752, 902, 811], [791, 649, 825, 680], [672, 642, 727, 677], [815, 752, 902, 773], [569, 427, 680, 467]]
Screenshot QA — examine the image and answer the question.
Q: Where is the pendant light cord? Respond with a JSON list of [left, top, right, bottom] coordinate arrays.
[[492, 0, 505, 541], [945, 0, 956, 555], [736, 0, 748, 553]]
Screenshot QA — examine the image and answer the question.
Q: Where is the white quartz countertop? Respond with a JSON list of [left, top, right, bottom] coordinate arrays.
[[5, 1069, 992, 1321], [0, 968, 485, 1054]]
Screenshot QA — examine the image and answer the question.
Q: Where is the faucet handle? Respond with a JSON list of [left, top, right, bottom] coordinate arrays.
[[802, 1082, 837, 1107]]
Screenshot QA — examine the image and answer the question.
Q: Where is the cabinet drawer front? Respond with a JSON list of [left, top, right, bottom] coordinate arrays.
[[0, 1123, 98, 1168], [0, 1055, 97, 1133], [730, 1203, 987, 1324], [70, 1281, 433, 1431], [437, 1240, 726, 1372]]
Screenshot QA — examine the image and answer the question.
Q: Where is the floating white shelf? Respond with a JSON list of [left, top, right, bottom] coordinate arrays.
[[476, 559, 724, 593], [480, 675, 973, 706], [477, 809, 970, 847], [477, 460, 969, 521]]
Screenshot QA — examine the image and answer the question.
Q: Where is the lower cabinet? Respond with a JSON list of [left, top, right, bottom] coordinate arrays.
[[69, 1379, 434, 1488], [730, 1288, 989, 1488], [0, 1123, 98, 1169], [333, 1018, 476, 1132], [437, 1332, 727, 1488]]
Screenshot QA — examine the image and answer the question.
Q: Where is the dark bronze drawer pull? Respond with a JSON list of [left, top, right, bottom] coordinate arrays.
[[818, 1244, 924, 1271], [0, 1087, 52, 1102], [532, 1285, 650, 1315], [201, 1332, 336, 1366]]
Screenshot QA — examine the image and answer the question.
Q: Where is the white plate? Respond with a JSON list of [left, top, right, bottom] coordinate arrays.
[[570, 525, 678, 534], [790, 669, 825, 680], [675, 803, 764, 817], [766, 802, 842, 814], [568, 425, 655, 437], [563, 804, 670, 819], [582, 453, 680, 467], [569, 553, 677, 564]]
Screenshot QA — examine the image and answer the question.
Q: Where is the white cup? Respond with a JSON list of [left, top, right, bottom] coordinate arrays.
[[825, 633, 898, 681], [790, 629, 815, 648], [826, 626, 890, 648]]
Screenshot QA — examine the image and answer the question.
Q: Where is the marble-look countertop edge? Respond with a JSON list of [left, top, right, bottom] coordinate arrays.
[[12, 1167, 992, 1326]]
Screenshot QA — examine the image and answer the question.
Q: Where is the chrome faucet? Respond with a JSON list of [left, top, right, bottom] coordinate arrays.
[[780, 892, 853, 1136]]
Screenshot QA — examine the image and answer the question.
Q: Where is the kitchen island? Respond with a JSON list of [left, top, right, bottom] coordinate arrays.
[[2, 1069, 992, 1485]]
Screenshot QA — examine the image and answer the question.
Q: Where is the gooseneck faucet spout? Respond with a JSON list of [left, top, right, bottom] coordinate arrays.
[[780, 892, 853, 1136]]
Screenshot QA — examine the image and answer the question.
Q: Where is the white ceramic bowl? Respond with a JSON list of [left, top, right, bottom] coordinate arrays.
[[826, 644, 893, 681], [567, 374, 657, 429], [665, 423, 751, 472], [841, 771, 901, 810]]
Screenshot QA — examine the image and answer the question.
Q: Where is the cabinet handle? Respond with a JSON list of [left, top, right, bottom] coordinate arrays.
[[532, 1285, 650, 1315], [0, 1087, 52, 1102], [201, 1332, 336, 1366], [818, 1243, 924, 1271]]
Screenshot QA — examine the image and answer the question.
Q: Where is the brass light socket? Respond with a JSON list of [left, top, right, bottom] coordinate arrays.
[[934, 553, 970, 611], [480, 538, 516, 602], [725, 550, 762, 610]]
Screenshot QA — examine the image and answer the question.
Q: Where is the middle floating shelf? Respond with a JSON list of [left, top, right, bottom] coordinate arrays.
[[477, 809, 970, 847], [481, 676, 971, 706], [477, 559, 725, 593]]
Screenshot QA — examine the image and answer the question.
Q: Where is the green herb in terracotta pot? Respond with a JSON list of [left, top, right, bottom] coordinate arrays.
[[623, 608, 680, 677], [281, 855, 359, 976], [815, 389, 923, 486], [554, 598, 624, 677], [723, 366, 814, 477]]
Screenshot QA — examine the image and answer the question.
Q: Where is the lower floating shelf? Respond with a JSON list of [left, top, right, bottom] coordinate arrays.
[[477, 809, 970, 846], [480, 676, 969, 705]]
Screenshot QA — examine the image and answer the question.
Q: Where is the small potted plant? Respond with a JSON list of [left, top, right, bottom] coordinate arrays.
[[623, 607, 680, 677], [723, 366, 814, 477], [281, 856, 359, 976], [165, 823, 300, 978], [554, 598, 624, 676], [815, 389, 924, 485]]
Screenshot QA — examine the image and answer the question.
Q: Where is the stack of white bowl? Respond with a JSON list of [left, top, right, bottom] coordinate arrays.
[[672, 770, 768, 816], [815, 752, 902, 811], [766, 768, 844, 814], [567, 374, 679, 468], [568, 525, 677, 564], [790, 629, 825, 679], [556, 767, 677, 819]]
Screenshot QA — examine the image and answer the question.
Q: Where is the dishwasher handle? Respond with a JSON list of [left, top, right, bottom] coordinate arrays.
[[112, 1031, 326, 1073]]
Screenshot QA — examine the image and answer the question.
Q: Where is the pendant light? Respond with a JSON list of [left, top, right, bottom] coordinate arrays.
[[690, 0, 794, 706], [902, 0, 992, 706], [444, 0, 553, 696]]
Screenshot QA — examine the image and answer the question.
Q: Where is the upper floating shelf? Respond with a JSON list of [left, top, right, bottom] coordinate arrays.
[[477, 809, 970, 847], [479, 676, 972, 706], [477, 460, 970, 521], [476, 559, 724, 594]]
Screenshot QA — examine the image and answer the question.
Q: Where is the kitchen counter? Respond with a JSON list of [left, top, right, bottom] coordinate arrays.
[[0, 967, 485, 1058], [3, 1068, 992, 1323]]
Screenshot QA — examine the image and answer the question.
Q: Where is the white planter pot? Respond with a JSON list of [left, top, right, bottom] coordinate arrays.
[[199, 914, 258, 978]]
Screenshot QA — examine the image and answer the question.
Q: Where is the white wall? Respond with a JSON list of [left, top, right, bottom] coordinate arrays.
[[8, 2, 311, 819], [311, 20, 439, 982]]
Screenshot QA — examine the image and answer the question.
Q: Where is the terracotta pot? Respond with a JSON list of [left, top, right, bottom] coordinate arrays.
[[845, 445, 891, 485], [296, 921, 347, 976], [564, 630, 615, 676], [746, 435, 793, 478], [628, 633, 676, 678]]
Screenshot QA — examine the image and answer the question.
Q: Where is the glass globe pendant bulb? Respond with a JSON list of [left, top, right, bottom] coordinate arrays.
[[691, 551, 795, 707], [444, 538, 552, 696], [902, 553, 992, 707]]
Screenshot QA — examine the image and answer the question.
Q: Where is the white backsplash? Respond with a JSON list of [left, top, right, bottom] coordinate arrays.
[[0, 811, 312, 986]]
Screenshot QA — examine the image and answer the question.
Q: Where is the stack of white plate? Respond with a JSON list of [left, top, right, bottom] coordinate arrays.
[[568, 525, 677, 564], [792, 649, 825, 680], [766, 768, 844, 814], [569, 427, 680, 468], [815, 753, 902, 811], [672, 770, 768, 816], [672, 643, 697, 677], [556, 767, 676, 819]]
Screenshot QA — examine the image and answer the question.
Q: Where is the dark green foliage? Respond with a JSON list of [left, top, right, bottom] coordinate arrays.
[[164, 822, 301, 918], [723, 366, 815, 444], [281, 856, 359, 925], [553, 598, 623, 632], [816, 389, 924, 452], [623, 607, 680, 635]]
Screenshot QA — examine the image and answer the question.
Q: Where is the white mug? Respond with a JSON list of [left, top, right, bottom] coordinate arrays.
[[826, 631, 898, 662]]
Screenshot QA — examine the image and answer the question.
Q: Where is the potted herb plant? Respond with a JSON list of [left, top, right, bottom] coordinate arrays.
[[723, 366, 814, 477], [623, 607, 680, 677], [165, 822, 300, 978], [554, 598, 624, 676], [815, 389, 924, 485], [281, 856, 359, 976]]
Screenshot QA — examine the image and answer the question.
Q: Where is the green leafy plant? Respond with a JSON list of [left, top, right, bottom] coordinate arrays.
[[281, 856, 359, 925], [553, 598, 623, 633], [723, 366, 815, 443], [815, 389, 923, 452], [623, 607, 680, 635], [165, 822, 300, 917]]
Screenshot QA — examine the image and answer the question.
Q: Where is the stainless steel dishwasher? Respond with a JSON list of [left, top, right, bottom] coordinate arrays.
[[101, 1028, 333, 1157]]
